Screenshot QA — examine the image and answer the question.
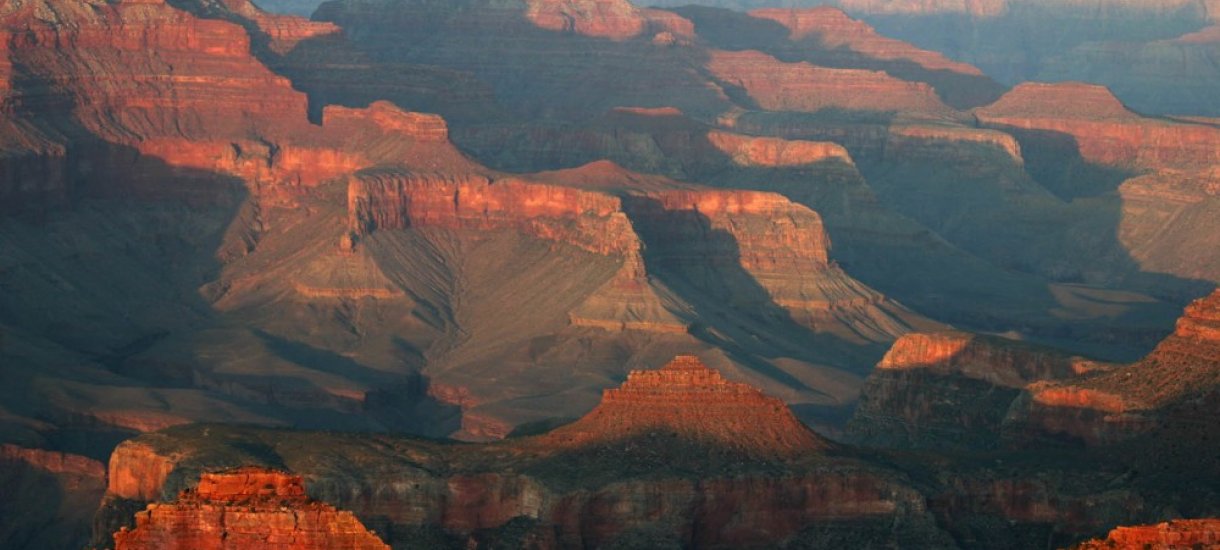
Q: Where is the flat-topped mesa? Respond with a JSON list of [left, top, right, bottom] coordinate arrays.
[[347, 169, 640, 257], [113, 467, 390, 550], [541, 356, 830, 455], [1072, 519, 1220, 549], [978, 82, 1137, 120], [706, 130, 854, 167], [976, 82, 1220, 167], [706, 50, 956, 118], [748, 7, 983, 76]]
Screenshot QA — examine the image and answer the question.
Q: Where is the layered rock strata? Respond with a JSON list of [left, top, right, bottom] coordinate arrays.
[[542, 355, 829, 454], [112, 467, 390, 550]]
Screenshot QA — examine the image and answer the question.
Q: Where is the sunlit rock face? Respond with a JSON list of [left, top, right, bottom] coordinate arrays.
[[112, 467, 390, 550], [542, 355, 830, 455], [1071, 519, 1220, 549]]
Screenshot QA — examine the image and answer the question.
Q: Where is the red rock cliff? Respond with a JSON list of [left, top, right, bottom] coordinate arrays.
[[1072, 519, 1220, 549], [706, 50, 956, 117], [976, 82, 1220, 168], [542, 355, 829, 455], [346, 170, 639, 258], [112, 467, 390, 550]]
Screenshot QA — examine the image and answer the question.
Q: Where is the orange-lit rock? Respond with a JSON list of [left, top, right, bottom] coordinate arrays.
[[542, 355, 829, 455], [525, 0, 647, 40], [976, 82, 1220, 168], [346, 170, 638, 257], [705, 50, 956, 117], [1073, 519, 1220, 549], [107, 441, 179, 502], [112, 467, 390, 550], [706, 130, 854, 167], [849, 331, 1112, 448]]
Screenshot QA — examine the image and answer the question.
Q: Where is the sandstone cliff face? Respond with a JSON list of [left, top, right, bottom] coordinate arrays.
[[0, 0, 475, 208], [542, 355, 828, 455], [706, 50, 956, 117], [346, 170, 636, 257], [1072, 519, 1220, 549], [976, 82, 1220, 168], [112, 467, 390, 550]]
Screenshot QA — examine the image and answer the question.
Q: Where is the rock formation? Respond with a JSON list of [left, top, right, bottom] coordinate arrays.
[[706, 50, 956, 117], [976, 82, 1220, 168], [97, 358, 954, 549], [542, 355, 829, 455], [848, 331, 1111, 448], [112, 467, 390, 549], [1072, 519, 1220, 549]]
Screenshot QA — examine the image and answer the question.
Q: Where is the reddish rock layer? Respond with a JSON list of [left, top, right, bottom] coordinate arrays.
[[0, 0, 475, 208], [706, 50, 955, 117], [1076, 289, 1220, 408], [706, 130, 854, 167], [346, 170, 638, 257], [525, 0, 647, 40], [876, 331, 1106, 386], [976, 82, 1220, 168], [1073, 519, 1220, 549], [749, 7, 983, 75], [113, 467, 390, 549], [849, 331, 1112, 448], [542, 355, 829, 455], [0, 444, 106, 480]]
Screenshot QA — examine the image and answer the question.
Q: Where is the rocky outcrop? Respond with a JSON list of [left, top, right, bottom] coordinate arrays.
[[857, 289, 1220, 449], [706, 130, 854, 167], [0, 0, 476, 209], [1072, 519, 1220, 549], [976, 82, 1220, 168], [346, 170, 637, 257], [112, 467, 390, 549], [624, 188, 926, 341], [525, 0, 647, 40], [706, 50, 956, 117], [542, 355, 829, 455], [848, 331, 1111, 448], [749, 7, 983, 75]]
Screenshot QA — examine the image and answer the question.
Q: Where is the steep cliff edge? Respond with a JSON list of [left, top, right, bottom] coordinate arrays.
[[112, 467, 390, 549]]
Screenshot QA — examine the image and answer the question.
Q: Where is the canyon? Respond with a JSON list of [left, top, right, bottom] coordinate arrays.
[[0, 0, 1216, 547]]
